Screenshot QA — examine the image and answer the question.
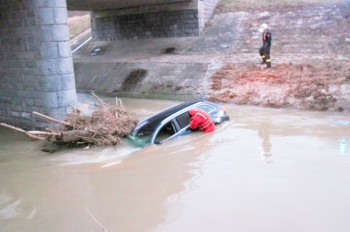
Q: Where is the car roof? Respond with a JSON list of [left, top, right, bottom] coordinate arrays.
[[142, 100, 201, 126]]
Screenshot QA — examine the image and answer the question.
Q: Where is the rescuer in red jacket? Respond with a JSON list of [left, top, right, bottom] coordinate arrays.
[[188, 108, 215, 133]]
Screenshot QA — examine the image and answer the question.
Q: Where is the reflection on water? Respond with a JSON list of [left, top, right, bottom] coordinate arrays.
[[0, 190, 21, 220], [258, 116, 273, 164], [331, 120, 350, 127], [1, 96, 350, 232], [339, 136, 349, 155], [51, 145, 140, 167], [331, 120, 349, 156]]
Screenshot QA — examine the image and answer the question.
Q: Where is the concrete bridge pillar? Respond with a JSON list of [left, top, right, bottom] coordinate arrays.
[[0, 0, 76, 129]]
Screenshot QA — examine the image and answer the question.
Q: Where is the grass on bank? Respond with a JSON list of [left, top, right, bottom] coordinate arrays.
[[68, 13, 91, 39], [216, 0, 348, 13]]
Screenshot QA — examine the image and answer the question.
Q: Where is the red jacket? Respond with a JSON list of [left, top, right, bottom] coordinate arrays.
[[189, 108, 215, 133]]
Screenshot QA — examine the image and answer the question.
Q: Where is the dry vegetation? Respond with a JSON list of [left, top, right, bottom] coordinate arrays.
[[215, 0, 346, 12], [68, 13, 91, 39], [60, 93, 138, 146], [0, 93, 138, 152]]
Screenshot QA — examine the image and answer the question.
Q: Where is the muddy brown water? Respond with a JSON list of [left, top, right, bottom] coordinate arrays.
[[1, 95, 350, 232]]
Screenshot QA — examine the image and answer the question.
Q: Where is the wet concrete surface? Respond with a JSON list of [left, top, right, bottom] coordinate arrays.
[[1, 96, 350, 232]]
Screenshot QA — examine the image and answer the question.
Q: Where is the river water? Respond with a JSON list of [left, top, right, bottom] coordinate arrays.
[[1, 95, 350, 232]]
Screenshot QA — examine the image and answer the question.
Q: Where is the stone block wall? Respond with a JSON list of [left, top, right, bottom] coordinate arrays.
[[91, 0, 221, 41], [0, 0, 77, 129], [91, 1, 201, 40], [93, 10, 199, 40]]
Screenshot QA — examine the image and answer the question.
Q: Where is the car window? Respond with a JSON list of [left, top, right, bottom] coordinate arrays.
[[197, 104, 215, 113], [176, 112, 191, 129], [154, 121, 176, 143]]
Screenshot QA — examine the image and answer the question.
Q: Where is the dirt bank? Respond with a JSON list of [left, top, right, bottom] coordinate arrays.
[[207, 0, 350, 112], [208, 62, 350, 111]]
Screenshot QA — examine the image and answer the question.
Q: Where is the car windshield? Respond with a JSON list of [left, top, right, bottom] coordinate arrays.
[[132, 121, 156, 141]]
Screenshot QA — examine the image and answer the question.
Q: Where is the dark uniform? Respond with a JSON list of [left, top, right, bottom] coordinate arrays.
[[259, 29, 272, 68]]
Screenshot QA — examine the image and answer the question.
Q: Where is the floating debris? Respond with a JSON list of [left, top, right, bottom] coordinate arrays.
[[0, 92, 138, 152]]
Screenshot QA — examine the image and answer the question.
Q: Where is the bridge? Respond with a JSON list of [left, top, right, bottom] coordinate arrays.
[[0, 0, 220, 129]]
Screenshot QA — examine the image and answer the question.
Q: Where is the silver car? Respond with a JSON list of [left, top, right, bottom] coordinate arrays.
[[128, 100, 230, 147]]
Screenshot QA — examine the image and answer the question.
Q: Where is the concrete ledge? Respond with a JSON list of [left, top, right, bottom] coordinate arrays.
[[93, 1, 197, 18], [67, 0, 194, 11], [74, 61, 209, 100]]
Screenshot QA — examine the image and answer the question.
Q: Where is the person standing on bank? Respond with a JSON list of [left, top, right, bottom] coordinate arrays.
[[259, 23, 272, 68]]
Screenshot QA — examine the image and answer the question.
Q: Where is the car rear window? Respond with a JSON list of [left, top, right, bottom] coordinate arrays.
[[197, 104, 215, 113]]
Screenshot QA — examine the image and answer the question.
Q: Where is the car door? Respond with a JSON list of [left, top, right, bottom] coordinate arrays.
[[153, 120, 177, 144], [152, 110, 192, 144]]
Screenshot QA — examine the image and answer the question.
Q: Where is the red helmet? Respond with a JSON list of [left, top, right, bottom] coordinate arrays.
[[189, 108, 199, 116]]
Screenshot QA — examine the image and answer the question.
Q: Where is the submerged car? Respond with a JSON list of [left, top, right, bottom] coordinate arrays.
[[128, 100, 230, 147]]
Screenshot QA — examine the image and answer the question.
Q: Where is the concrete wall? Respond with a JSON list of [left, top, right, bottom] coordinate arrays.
[[74, 61, 209, 100], [91, 0, 221, 40], [92, 9, 199, 40], [0, 0, 76, 129], [198, 0, 221, 32]]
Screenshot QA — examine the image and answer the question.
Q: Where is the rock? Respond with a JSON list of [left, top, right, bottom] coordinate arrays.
[[257, 11, 270, 19]]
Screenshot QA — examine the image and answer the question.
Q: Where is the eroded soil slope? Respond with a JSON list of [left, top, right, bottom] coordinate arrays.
[[208, 63, 350, 111]]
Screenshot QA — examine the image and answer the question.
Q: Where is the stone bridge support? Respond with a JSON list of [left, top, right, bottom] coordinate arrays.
[[0, 0, 76, 129], [91, 0, 221, 40], [0, 0, 221, 128]]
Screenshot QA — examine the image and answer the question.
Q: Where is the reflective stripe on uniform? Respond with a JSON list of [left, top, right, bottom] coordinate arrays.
[[195, 112, 212, 131], [195, 113, 207, 120], [266, 59, 271, 62]]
